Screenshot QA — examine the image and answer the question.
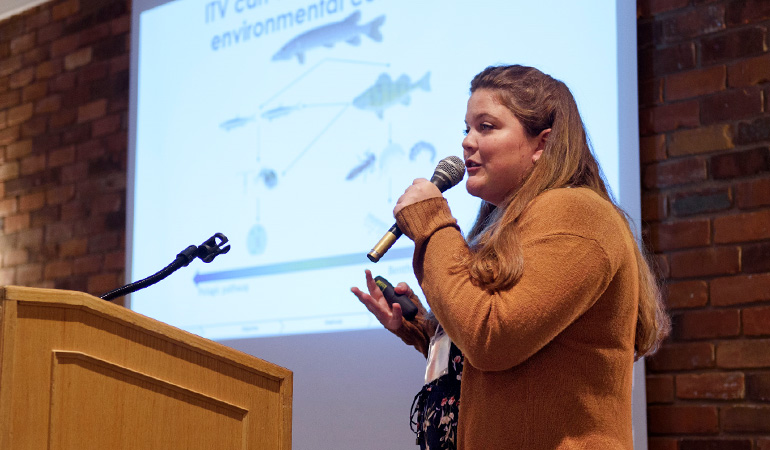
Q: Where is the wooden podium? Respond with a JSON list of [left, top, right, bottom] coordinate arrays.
[[0, 286, 292, 449]]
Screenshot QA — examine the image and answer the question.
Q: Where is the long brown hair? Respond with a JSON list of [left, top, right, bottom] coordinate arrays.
[[462, 65, 669, 358]]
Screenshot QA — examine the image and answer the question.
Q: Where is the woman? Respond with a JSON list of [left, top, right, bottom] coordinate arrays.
[[352, 64, 670, 450]]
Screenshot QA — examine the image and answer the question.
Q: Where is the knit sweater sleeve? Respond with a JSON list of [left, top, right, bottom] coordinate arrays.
[[395, 190, 622, 372]]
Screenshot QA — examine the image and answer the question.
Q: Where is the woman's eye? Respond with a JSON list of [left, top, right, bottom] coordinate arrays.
[[463, 128, 469, 136], [480, 123, 493, 131]]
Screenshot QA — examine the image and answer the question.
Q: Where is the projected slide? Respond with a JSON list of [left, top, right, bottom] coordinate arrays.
[[132, 0, 619, 340]]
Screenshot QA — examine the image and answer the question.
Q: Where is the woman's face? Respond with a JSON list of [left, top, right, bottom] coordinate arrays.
[[462, 88, 548, 206]]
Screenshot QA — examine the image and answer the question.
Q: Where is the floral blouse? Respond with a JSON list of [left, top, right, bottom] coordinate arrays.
[[410, 342, 464, 450]]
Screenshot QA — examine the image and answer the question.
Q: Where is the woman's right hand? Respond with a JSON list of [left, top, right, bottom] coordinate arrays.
[[351, 269, 412, 331]]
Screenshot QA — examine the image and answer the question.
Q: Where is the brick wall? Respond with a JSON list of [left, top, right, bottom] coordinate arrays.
[[0, 0, 129, 301], [638, 0, 770, 448], [0, 0, 768, 446]]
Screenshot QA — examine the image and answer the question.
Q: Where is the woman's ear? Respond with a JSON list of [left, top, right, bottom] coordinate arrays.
[[532, 128, 551, 163]]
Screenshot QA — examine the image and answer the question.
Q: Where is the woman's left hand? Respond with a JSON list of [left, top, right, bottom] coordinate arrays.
[[394, 178, 443, 216]]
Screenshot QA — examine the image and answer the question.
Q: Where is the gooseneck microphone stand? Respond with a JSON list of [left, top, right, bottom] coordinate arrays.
[[100, 233, 231, 301]]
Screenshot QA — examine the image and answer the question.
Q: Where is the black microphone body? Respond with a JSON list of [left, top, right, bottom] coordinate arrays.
[[367, 156, 465, 263]]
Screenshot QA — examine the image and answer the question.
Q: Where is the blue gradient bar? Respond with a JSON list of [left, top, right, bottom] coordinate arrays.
[[193, 246, 413, 284]]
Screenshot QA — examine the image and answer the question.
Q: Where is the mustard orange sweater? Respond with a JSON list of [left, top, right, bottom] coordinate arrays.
[[394, 187, 639, 450]]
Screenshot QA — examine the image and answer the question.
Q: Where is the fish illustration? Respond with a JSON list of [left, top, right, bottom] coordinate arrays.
[[261, 104, 305, 121], [353, 72, 430, 119], [272, 11, 385, 64], [220, 115, 255, 131], [345, 151, 375, 180], [409, 141, 436, 163]]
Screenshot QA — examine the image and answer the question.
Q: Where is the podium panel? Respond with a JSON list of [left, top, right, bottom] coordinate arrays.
[[0, 286, 292, 450]]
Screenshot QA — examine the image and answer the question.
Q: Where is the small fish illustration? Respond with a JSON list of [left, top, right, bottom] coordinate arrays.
[[345, 151, 375, 180], [220, 115, 255, 131], [272, 11, 385, 64], [353, 72, 430, 119], [261, 104, 305, 121], [409, 141, 436, 163]]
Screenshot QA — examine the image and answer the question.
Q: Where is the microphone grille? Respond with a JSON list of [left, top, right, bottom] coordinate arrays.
[[435, 155, 466, 187]]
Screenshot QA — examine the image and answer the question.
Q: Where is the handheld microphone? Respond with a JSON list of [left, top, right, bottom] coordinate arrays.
[[367, 156, 466, 263]]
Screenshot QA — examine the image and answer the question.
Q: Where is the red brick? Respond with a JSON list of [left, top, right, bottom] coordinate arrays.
[[45, 222, 74, 243], [743, 241, 770, 274], [665, 65, 726, 101], [641, 134, 667, 163], [640, 100, 700, 135], [642, 192, 668, 221], [0, 54, 22, 78], [17, 227, 44, 252], [646, 374, 675, 403], [37, 22, 63, 44], [735, 178, 770, 208], [50, 34, 79, 59], [110, 15, 130, 35], [711, 147, 769, 180], [702, 27, 768, 65], [744, 306, 770, 336], [72, 254, 103, 275], [64, 47, 92, 71], [649, 219, 710, 251], [92, 114, 121, 137], [643, 157, 707, 188], [714, 209, 770, 243], [0, 140, 26, 160], [665, 280, 709, 309], [24, 8, 51, 30], [0, 125, 20, 147], [2, 248, 28, 267], [16, 263, 42, 285], [648, 437, 679, 450], [721, 405, 770, 432], [46, 184, 75, 205], [676, 372, 745, 400], [747, 372, 770, 401], [4, 213, 30, 233], [35, 59, 62, 80], [0, 198, 19, 217], [717, 339, 770, 368], [20, 153, 45, 176], [647, 342, 715, 372], [680, 439, 751, 450], [711, 273, 770, 306], [103, 250, 125, 271], [10, 32, 35, 56], [21, 81, 47, 103], [0, 90, 21, 110], [87, 272, 121, 296], [19, 191, 45, 212], [35, 94, 62, 114], [44, 260, 73, 280], [701, 88, 764, 125], [77, 99, 107, 123], [7, 102, 34, 127], [9, 66, 35, 89], [20, 116, 47, 138], [669, 247, 740, 278], [658, 4, 725, 44], [648, 404, 719, 434], [49, 109, 77, 130], [673, 309, 741, 340], [0, 161, 20, 182], [639, 78, 663, 106], [638, 0, 690, 17], [728, 53, 770, 87], [671, 187, 732, 216], [52, 0, 79, 21], [726, 0, 770, 25]]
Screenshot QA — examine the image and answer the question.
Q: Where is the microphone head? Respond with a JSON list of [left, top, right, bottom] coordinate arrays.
[[431, 155, 466, 192]]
